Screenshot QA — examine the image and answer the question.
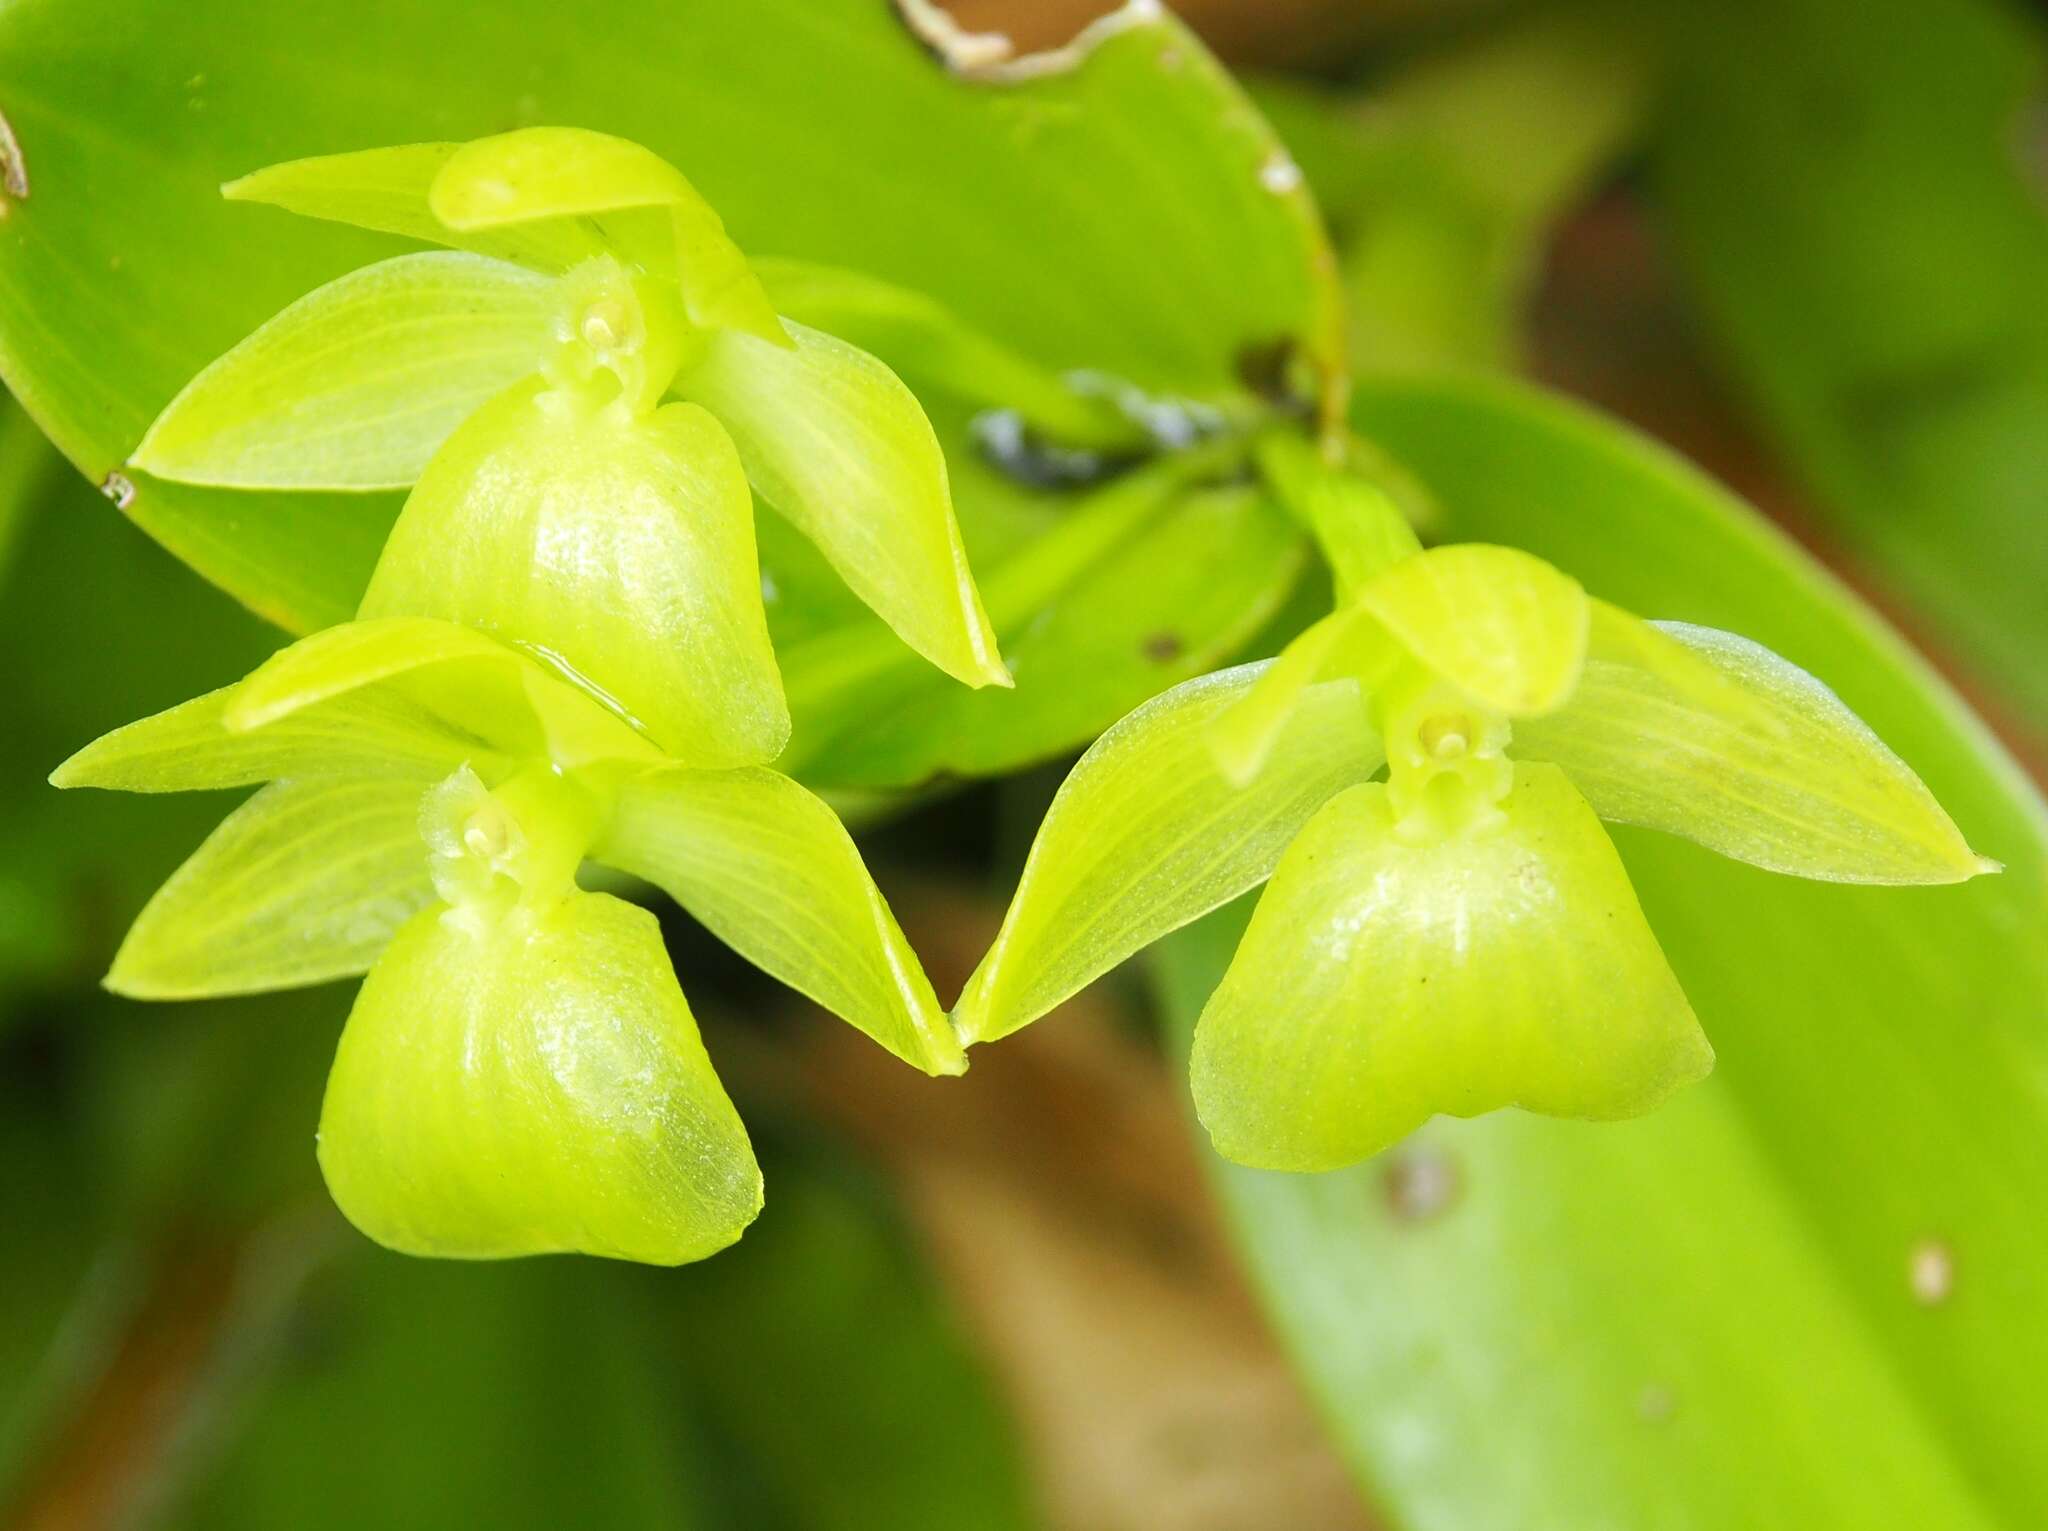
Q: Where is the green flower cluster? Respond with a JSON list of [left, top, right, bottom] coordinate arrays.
[[58, 128, 1005, 1263], [56, 131, 1994, 1264]]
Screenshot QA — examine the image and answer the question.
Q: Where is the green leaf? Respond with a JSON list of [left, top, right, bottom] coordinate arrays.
[[1186, 371, 2048, 1527], [129, 252, 556, 490], [107, 777, 435, 998], [224, 142, 608, 271], [677, 319, 1007, 690], [0, 0, 1337, 629], [1650, 0, 2048, 726], [50, 683, 495, 793], [1356, 542, 1589, 715], [358, 380, 787, 766], [320, 889, 760, 1264], [1190, 766, 1710, 1172], [751, 257, 1137, 448], [431, 126, 786, 344], [1517, 611, 1993, 884], [595, 766, 961, 1076], [954, 661, 1384, 1045], [229, 617, 666, 771]]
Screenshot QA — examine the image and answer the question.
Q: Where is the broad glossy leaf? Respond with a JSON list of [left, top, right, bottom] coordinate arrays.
[[50, 683, 495, 793], [107, 778, 434, 998], [1357, 542, 1588, 715], [805, 483, 1308, 788], [1190, 767, 1710, 1172], [751, 257, 1137, 448], [130, 252, 556, 490], [595, 767, 960, 1076], [1187, 372, 2048, 1527], [1517, 613, 1991, 884], [954, 662, 1384, 1045], [431, 127, 785, 344], [225, 142, 607, 271], [320, 890, 761, 1264], [678, 319, 1006, 690], [0, 0, 1337, 628], [359, 381, 787, 765], [1652, 0, 2048, 725]]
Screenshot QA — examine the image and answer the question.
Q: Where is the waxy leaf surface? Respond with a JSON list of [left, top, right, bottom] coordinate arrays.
[[0, 0, 1337, 629]]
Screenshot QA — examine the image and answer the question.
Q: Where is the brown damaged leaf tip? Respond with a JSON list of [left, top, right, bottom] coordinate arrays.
[[0, 104, 28, 200], [892, 0, 1165, 83]]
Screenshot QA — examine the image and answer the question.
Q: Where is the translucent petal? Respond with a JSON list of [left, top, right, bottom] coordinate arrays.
[[953, 662, 1385, 1045], [1515, 610, 1996, 884], [429, 127, 786, 344], [50, 683, 494, 793], [228, 617, 666, 772], [1357, 544, 1589, 715], [678, 319, 1009, 689], [751, 258, 1136, 448], [319, 890, 761, 1264], [223, 143, 606, 271], [1190, 764, 1712, 1172], [107, 779, 436, 998], [596, 767, 961, 1076], [358, 382, 788, 767], [1207, 607, 1397, 787], [130, 253, 556, 490]]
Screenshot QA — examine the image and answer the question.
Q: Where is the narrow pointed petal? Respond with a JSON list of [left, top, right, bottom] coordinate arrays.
[[358, 382, 789, 767], [954, 662, 1384, 1045], [596, 767, 961, 1076], [429, 127, 786, 344], [1358, 544, 1589, 715], [1191, 766, 1713, 1172], [223, 144, 606, 270], [228, 617, 665, 771], [130, 253, 556, 490], [1207, 608, 1396, 786], [679, 319, 1008, 689], [1515, 610, 1996, 884], [107, 779, 436, 998], [751, 258, 1137, 448], [319, 891, 762, 1265], [51, 683, 492, 793]]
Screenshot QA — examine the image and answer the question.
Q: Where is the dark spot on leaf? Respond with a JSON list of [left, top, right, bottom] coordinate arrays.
[[1142, 631, 1183, 663], [1235, 336, 1311, 415]]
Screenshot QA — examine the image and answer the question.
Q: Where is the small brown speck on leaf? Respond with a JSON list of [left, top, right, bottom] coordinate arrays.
[[1142, 632, 1184, 663]]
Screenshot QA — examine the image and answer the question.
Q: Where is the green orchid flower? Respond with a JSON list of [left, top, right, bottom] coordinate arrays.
[[953, 444, 1995, 1172], [52, 616, 962, 1263], [127, 126, 1013, 769]]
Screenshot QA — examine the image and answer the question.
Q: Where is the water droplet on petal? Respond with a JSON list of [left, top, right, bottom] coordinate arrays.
[[1908, 1238, 1955, 1306], [99, 471, 135, 509], [1382, 1146, 1459, 1223]]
